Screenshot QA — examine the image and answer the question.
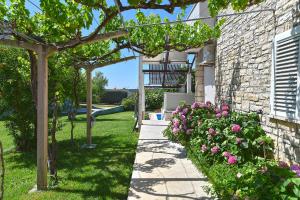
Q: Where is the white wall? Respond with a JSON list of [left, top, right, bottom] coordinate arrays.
[[163, 92, 195, 111], [204, 67, 215, 104]]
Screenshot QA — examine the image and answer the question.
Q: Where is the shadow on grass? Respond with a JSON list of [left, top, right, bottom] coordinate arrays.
[[5, 133, 137, 199]]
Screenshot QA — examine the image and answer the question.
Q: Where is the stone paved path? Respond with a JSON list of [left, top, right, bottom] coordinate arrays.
[[128, 120, 213, 200]]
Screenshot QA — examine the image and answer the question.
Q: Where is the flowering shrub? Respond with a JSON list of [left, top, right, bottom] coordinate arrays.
[[164, 101, 299, 199]]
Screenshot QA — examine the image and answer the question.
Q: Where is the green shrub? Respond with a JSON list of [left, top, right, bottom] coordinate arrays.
[[145, 88, 175, 110], [121, 94, 137, 111]]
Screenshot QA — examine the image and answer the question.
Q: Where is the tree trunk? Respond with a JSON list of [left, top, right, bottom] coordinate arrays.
[[70, 68, 80, 144], [49, 96, 58, 185], [28, 50, 38, 141], [0, 141, 4, 200]]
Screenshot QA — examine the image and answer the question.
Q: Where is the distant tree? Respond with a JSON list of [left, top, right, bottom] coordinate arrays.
[[92, 71, 108, 103]]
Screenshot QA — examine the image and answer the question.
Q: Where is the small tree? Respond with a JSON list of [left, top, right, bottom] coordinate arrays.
[[92, 71, 108, 103]]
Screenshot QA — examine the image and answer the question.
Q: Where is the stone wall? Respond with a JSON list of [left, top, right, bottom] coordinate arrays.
[[215, 0, 300, 163]]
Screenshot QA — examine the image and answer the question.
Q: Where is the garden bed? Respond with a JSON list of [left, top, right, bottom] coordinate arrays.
[[163, 102, 300, 199]]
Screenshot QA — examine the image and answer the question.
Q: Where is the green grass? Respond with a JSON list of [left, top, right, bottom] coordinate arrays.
[[2, 111, 138, 200], [0, 121, 14, 151]]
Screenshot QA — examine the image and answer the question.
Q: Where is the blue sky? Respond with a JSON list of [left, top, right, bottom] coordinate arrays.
[[22, 0, 194, 89], [96, 6, 194, 89]]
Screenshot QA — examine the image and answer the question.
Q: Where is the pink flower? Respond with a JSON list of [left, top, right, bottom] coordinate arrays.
[[216, 113, 222, 118], [211, 146, 220, 154], [222, 110, 229, 117], [172, 127, 180, 134], [172, 110, 178, 115], [182, 108, 189, 115], [206, 101, 212, 107], [221, 104, 230, 111], [208, 128, 217, 136], [278, 161, 289, 168], [191, 102, 199, 109], [201, 144, 207, 152], [228, 156, 237, 165], [175, 106, 181, 113], [180, 114, 186, 121], [231, 124, 241, 133], [236, 137, 242, 144], [172, 119, 180, 128], [215, 108, 221, 113], [223, 151, 231, 158]]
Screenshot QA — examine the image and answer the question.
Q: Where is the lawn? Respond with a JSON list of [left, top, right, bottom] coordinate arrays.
[[1, 111, 138, 200], [0, 121, 14, 151]]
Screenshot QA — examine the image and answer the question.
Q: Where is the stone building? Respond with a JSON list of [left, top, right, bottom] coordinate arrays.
[[190, 0, 300, 163]]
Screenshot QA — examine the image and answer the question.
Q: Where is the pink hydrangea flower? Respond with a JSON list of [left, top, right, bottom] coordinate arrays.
[[201, 144, 207, 152], [228, 156, 237, 165], [215, 108, 221, 113], [172, 127, 180, 134], [175, 106, 181, 113], [216, 113, 222, 118], [236, 137, 242, 144], [231, 124, 241, 133], [191, 102, 199, 109], [221, 104, 230, 111], [172, 119, 180, 128], [223, 151, 231, 158], [186, 129, 193, 135], [182, 108, 189, 115], [180, 114, 186, 121], [211, 146, 220, 154], [208, 128, 217, 136], [222, 110, 229, 117], [206, 101, 212, 107]]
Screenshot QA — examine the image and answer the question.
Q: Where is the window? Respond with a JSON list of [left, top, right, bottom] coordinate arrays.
[[271, 26, 300, 120]]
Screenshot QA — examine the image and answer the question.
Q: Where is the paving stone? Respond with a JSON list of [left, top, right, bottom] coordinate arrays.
[[128, 120, 213, 199]]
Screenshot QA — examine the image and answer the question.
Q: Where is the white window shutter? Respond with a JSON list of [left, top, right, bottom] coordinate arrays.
[[271, 26, 300, 120]]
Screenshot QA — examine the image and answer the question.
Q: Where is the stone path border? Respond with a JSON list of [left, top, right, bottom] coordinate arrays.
[[128, 120, 213, 200]]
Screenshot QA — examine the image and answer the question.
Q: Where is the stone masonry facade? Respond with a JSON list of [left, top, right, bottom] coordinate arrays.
[[214, 0, 300, 163]]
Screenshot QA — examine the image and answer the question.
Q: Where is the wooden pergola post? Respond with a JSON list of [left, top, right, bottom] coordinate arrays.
[[138, 55, 145, 129], [36, 46, 49, 190], [86, 67, 92, 145], [82, 67, 96, 148]]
